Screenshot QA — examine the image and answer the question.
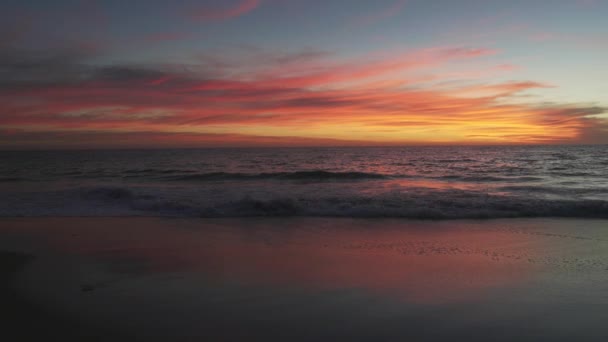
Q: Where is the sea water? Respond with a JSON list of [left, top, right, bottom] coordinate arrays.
[[1, 145, 607, 218]]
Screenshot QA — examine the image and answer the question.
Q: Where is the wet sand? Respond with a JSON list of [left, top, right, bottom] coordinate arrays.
[[0, 251, 131, 341], [1, 217, 607, 341]]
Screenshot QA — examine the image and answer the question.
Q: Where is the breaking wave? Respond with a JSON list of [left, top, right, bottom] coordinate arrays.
[[3, 185, 607, 219], [164, 171, 389, 182]]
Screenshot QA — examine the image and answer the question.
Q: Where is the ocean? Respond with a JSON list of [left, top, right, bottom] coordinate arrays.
[[1, 145, 607, 218]]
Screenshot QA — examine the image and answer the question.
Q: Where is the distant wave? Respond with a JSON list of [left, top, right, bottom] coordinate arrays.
[[438, 175, 543, 182], [550, 172, 596, 177], [164, 171, 389, 182], [123, 169, 196, 175]]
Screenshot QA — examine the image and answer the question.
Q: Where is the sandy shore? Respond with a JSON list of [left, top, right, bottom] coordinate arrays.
[[0, 251, 135, 341], [1, 217, 607, 341]]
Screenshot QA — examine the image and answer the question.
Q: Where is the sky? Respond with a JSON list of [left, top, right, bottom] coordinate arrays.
[[1, 0, 607, 148]]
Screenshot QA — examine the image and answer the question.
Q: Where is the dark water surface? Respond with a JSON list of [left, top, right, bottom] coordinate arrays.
[[1, 146, 607, 218]]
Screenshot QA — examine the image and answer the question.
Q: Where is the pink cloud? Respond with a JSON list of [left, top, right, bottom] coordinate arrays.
[[191, 0, 261, 21], [1, 45, 606, 147], [577, 0, 598, 7], [355, 0, 408, 27]]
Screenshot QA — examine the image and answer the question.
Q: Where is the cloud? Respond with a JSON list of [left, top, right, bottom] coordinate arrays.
[[190, 0, 261, 21], [144, 32, 191, 43], [0, 129, 374, 149], [355, 0, 408, 27], [94, 66, 167, 82], [1, 44, 607, 148], [577, 0, 598, 8], [0, 18, 30, 48]]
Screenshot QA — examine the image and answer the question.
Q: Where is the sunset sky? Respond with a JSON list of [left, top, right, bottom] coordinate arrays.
[[1, 0, 607, 148]]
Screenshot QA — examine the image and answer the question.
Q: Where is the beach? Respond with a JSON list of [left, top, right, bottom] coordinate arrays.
[[4, 0, 608, 339], [0, 251, 134, 341], [2, 217, 607, 341]]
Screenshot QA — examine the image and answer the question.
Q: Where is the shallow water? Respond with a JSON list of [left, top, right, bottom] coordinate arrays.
[[1, 146, 607, 218]]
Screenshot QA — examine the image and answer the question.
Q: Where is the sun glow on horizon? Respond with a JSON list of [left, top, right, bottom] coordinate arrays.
[[1, 0, 607, 148]]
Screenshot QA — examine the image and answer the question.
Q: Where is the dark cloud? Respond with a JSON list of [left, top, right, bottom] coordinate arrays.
[[0, 47, 91, 85], [94, 66, 167, 82], [0, 129, 370, 150]]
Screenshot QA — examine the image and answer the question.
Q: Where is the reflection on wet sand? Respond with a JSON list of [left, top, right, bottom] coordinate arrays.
[[6, 218, 539, 303], [2, 218, 608, 341]]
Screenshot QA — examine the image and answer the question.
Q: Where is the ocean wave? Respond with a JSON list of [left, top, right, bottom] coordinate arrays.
[[101, 192, 608, 219], [82, 187, 134, 200], [499, 185, 608, 195], [438, 175, 543, 182], [123, 169, 195, 175], [436, 158, 476, 163], [4, 185, 608, 219], [550, 172, 595, 177], [165, 171, 389, 182]]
